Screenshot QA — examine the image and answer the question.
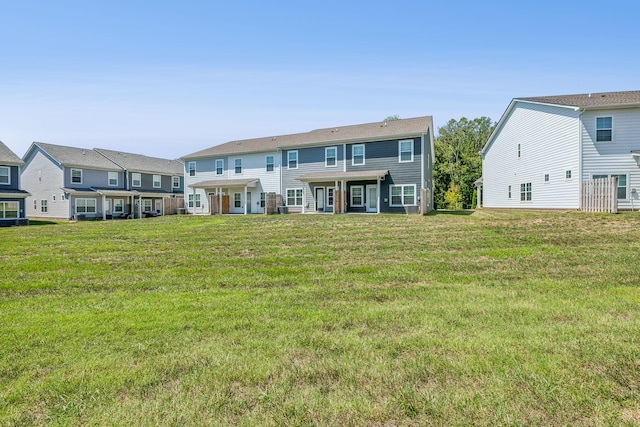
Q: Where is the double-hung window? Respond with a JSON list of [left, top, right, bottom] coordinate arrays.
[[520, 183, 532, 201], [288, 151, 298, 169], [172, 176, 180, 189], [0, 166, 10, 184], [132, 173, 141, 187], [234, 193, 242, 208], [390, 184, 416, 206], [399, 140, 414, 162], [188, 193, 201, 208], [325, 147, 337, 167], [596, 117, 612, 142], [71, 168, 82, 184], [40, 200, 47, 213], [0, 201, 18, 219], [76, 198, 96, 213], [352, 144, 364, 165], [188, 161, 196, 177], [260, 192, 266, 208], [286, 188, 303, 206], [215, 159, 224, 175], [593, 174, 627, 199], [108, 171, 118, 186], [327, 188, 334, 207], [153, 175, 161, 188], [266, 155, 274, 172], [234, 159, 242, 174], [113, 199, 124, 213], [350, 186, 364, 206]]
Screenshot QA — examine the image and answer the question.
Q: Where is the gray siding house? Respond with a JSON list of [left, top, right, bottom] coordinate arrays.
[[183, 116, 435, 214], [0, 141, 30, 225], [21, 142, 184, 220]]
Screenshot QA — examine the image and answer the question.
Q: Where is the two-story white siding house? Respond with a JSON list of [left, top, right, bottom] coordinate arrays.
[[480, 90, 640, 210]]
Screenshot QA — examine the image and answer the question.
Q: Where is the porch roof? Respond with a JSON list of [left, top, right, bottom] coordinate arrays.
[[61, 187, 98, 196], [0, 189, 30, 198], [297, 170, 388, 182], [93, 188, 136, 197], [632, 150, 640, 157], [189, 178, 260, 189]]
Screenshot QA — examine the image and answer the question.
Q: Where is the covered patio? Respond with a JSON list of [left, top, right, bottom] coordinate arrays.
[[189, 178, 260, 215]]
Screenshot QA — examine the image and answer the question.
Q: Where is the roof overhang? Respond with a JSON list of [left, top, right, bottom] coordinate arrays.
[[0, 191, 30, 198], [61, 187, 98, 196], [189, 178, 260, 189], [297, 170, 388, 182], [93, 189, 137, 197]]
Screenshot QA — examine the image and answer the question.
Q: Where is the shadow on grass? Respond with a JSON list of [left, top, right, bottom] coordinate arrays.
[[28, 220, 60, 226], [427, 209, 475, 216]]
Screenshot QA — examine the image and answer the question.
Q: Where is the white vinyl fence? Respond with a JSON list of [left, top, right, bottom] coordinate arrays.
[[581, 177, 618, 213]]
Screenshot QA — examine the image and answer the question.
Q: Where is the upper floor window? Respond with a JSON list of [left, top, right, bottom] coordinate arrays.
[[288, 151, 298, 169], [172, 176, 180, 188], [325, 147, 337, 167], [596, 117, 612, 142], [188, 161, 196, 177], [399, 140, 414, 162], [266, 155, 275, 172], [71, 168, 82, 184], [0, 166, 9, 184], [234, 159, 242, 174], [153, 175, 161, 188], [132, 173, 141, 187], [108, 171, 118, 186], [215, 159, 224, 175], [352, 144, 365, 165]]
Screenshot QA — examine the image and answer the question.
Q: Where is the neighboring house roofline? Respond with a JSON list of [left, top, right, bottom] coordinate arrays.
[[94, 148, 184, 175], [0, 141, 24, 166]]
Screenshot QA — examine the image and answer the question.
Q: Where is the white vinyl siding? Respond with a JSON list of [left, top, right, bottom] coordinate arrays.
[[0, 166, 10, 185], [482, 102, 580, 209]]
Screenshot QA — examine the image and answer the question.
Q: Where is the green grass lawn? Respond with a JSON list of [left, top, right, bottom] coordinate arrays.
[[1, 210, 639, 426]]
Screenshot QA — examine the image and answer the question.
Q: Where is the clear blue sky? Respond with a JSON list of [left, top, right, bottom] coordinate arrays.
[[1, 0, 638, 159]]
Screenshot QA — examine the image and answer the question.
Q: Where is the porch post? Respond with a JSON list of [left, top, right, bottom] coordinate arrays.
[[342, 180, 346, 214], [376, 178, 381, 214], [138, 195, 142, 219], [102, 194, 107, 220], [219, 188, 223, 215], [192, 187, 196, 214], [335, 180, 339, 214], [130, 195, 134, 218], [301, 186, 305, 214], [244, 186, 248, 215]]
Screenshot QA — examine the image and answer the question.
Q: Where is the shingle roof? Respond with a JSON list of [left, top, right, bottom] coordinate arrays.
[[0, 141, 24, 166], [297, 170, 389, 181], [34, 142, 122, 170], [519, 90, 640, 108], [183, 116, 433, 159], [94, 148, 184, 175]]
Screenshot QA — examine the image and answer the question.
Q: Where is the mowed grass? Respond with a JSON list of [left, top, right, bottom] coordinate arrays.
[[1, 211, 639, 426]]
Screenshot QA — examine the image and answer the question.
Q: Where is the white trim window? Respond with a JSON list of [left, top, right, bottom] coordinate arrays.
[[286, 188, 303, 206], [596, 116, 612, 142], [508, 185, 511, 199], [132, 173, 142, 187], [352, 144, 365, 165], [71, 168, 83, 184], [113, 199, 124, 213], [143, 199, 153, 212], [41, 199, 48, 213], [325, 147, 337, 167], [108, 171, 118, 186], [565, 170, 572, 179], [390, 184, 416, 206], [172, 176, 180, 189], [593, 174, 627, 199], [188, 193, 201, 208], [266, 155, 275, 172], [260, 192, 266, 208], [215, 159, 224, 175], [517, 144, 521, 158], [544, 173, 550, 183], [399, 139, 414, 162], [288, 151, 298, 169], [234, 158, 242, 174], [0, 166, 10, 185], [76, 198, 97, 214], [234, 192, 242, 208], [153, 175, 161, 188], [520, 183, 532, 201], [350, 185, 364, 206], [0, 201, 18, 219], [327, 188, 334, 207], [188, 161, 196, 177]]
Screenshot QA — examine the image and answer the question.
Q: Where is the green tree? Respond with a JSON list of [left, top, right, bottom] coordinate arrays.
[[434, 117, 495, 209], [444, 182, 463, 210], [383, 115, 400, 121]]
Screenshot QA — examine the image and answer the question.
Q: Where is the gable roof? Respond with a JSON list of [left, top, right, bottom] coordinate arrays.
[[183, 116, 433, 159], [31, 142, 123, 170], [0, 141, 24, 166], [518, 90, 640, 109], [94, 148, 184, 175]]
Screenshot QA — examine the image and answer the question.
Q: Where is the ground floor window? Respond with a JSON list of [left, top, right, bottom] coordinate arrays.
[[0, 201, 18, 219], [234, 193, 242, 208], [350, 186, 364, 206], [520, 183, 532, 201], [286, 188, 303, 206], [188, 193, 201, 208], [41, 200, 48, 213], [260, 192, 265, 208], [390, 184, 416, 206], [113, 199, 124, 213], [76, 198, 97, 213], [143, 199, 153, 212], [327, 188, 334, 207], [593, 174, 627, 199]]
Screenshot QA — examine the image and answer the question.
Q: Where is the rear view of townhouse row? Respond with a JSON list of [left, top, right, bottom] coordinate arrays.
[[480, 90, 640, 211], [181, 116, 435, 215]]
